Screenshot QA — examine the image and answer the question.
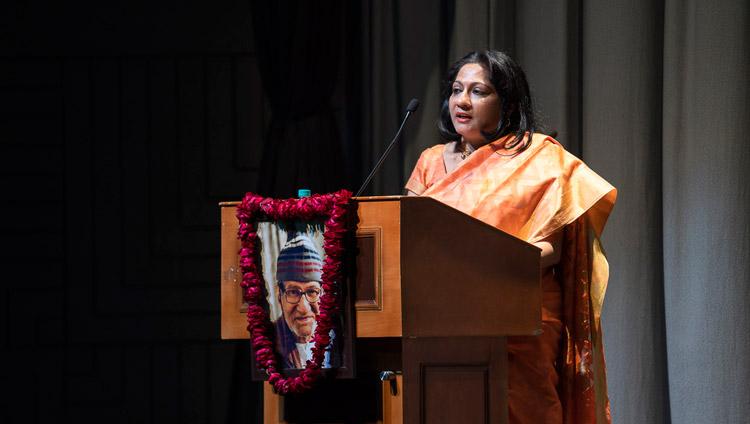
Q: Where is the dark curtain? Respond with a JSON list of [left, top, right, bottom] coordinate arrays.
[[250, 0, 347, 198]]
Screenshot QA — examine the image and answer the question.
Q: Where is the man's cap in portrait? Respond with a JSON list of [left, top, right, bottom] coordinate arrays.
[[276, 232, 323, 283]]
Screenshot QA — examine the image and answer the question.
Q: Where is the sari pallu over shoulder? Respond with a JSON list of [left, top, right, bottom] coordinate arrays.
[[416, 134, 615, 243]]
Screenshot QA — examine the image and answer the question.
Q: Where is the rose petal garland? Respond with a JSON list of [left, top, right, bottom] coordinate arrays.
[[236, 190, 351, 395]]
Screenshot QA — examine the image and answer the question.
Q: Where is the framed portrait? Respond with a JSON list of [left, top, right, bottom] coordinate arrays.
[[240, 197, 356, 383]]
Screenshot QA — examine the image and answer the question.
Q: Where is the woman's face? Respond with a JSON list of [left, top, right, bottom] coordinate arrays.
[[449, 63, 503, 148]]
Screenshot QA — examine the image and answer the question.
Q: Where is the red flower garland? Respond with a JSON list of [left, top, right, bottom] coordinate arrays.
[[236, 190, 351, 395]]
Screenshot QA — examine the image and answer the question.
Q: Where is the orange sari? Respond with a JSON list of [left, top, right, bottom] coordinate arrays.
[[406, 134, 616, 424]]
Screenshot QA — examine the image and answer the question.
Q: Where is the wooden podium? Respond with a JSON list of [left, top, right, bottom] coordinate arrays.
[[220, 196, 541, 423]]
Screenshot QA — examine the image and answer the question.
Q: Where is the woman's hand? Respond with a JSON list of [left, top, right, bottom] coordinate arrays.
[[534, 230, 562, 268]]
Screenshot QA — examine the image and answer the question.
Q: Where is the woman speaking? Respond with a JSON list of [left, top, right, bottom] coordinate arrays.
[[406, 50, 616, 424]]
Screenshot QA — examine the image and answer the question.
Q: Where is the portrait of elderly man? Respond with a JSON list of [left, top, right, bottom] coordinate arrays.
[[274, 232, 332, 369]]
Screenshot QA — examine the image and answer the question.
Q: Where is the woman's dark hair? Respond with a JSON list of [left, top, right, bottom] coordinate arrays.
[[438, 50, 536, 152]]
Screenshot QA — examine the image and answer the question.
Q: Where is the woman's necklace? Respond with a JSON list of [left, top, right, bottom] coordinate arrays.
[[460, 141, 473, 159]]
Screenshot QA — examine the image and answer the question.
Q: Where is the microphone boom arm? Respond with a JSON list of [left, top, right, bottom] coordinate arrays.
[[355, 99, 419, 197]]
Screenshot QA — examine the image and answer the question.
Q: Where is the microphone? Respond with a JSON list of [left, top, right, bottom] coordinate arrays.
[[405, 98, 420, 114], [355, 99, 420, 197]]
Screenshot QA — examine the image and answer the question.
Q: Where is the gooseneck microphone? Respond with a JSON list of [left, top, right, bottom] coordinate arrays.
[[355, 98, 420, 197]]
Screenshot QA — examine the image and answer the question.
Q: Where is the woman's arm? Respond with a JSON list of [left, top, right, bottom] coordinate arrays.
[[534, 230, 563, 268]]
